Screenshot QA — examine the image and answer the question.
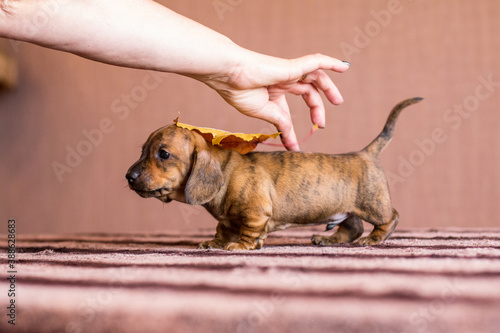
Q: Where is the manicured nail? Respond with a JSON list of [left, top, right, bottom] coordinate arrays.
[[342, 60, 351, 66]]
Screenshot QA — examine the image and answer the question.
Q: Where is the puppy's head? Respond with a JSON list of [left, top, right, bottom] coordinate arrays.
[[126, 124, 223, 205]]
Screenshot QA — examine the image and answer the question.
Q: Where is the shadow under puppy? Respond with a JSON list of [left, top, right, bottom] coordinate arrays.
[[126, 98, 422, 250]]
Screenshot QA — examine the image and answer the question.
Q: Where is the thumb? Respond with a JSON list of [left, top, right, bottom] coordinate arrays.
[[278, 124, 299, 151], [257, 101, 300, 151], [289, 54, 350, 78]]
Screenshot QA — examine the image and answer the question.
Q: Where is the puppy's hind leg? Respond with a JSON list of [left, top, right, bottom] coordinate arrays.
[[355, 208, 399, 246], [312, 216, 364, 245]]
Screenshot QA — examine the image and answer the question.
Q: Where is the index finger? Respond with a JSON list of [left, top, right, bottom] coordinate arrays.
[[297, 69, 344, 106]]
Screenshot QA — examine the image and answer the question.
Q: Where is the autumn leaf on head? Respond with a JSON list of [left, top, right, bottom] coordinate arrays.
[[174, 118, 280, 154]]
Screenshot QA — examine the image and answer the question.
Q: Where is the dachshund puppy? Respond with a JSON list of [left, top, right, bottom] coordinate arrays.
[[126, 98, 422, 250]]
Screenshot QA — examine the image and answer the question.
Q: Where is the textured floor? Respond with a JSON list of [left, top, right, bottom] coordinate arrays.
[[1, 228, 500, 333]]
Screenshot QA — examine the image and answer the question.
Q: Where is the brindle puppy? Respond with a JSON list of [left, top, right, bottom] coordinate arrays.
[[126, 98, 422, 250]]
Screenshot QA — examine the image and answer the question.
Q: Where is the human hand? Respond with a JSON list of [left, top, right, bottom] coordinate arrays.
[[0, 0, 349, 151], [200, 53, 350, 151]]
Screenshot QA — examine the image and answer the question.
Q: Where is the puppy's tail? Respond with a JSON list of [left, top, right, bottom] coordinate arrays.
[[363, 97, 423, 157]]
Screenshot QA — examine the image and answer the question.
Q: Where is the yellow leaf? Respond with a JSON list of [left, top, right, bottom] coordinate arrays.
[[174, 118, 280, 154]]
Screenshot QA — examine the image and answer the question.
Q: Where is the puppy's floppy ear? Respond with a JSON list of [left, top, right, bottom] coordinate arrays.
[[185, 148, 224, 205]]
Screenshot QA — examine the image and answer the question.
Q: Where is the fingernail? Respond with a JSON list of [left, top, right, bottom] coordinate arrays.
[[342, 60, 351, 66]]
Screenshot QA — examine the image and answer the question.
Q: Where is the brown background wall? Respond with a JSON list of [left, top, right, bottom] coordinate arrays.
[[1, 0, 499, 235]]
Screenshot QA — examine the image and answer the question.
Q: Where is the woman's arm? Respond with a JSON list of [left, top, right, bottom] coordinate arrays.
[[0, 0, 349, 150]]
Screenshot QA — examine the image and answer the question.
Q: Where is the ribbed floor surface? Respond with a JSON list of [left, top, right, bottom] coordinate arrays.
[[1, 228, 500, 333]]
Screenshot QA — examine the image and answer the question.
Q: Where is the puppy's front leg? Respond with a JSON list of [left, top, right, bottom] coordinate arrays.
[[224, 213, 269, 251], [198, 222, 239, 249]]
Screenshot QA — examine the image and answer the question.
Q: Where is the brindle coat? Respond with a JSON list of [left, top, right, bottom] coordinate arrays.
[[126, 98, 422, 250]]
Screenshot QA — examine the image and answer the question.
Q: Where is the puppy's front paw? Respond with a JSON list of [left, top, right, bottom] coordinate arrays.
[[198, 239, 225, 249]]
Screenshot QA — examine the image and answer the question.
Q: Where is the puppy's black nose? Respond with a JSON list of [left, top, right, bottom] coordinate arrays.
[[126, 169, 140, 185]]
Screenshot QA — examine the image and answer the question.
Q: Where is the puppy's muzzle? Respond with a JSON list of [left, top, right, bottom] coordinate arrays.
[[125, 166, 141, 186], [126, 163, 173, 202], [125, 161, 146, 188]]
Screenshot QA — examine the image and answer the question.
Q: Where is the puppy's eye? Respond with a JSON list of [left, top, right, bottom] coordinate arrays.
[[158, 149, 170, 160]]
